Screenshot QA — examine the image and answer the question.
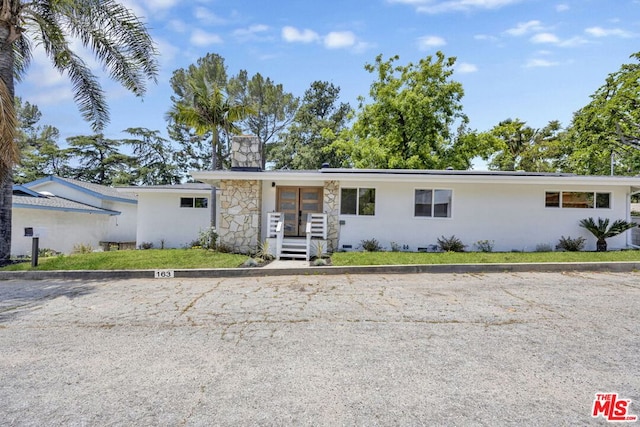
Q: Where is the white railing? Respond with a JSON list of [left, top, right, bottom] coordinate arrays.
[[305, 213, 328, 260], [268, 212, 327, 260], [267, 212, 284, 260]]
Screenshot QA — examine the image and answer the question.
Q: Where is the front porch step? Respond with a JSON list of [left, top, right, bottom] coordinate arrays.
[[281, 238, 308, 260]]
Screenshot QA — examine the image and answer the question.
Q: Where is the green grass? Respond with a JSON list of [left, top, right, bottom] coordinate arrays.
[[2, 249, 249, 271], [331, 250, 640, 266], [4, 248, 640, 271]]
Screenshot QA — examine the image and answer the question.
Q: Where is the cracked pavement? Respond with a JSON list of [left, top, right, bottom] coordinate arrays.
[[1, 271, 639, 426]]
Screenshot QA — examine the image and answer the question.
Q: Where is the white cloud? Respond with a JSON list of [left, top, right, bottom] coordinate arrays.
[[416, 0, 522, 14], [474, 34, 499, 41], [555, 3, 569, 12], [167, 19, 188, 33], [282, 26, 320, 43], [194, 7, 226, 25], [457, 62, 478, 73], [558, 36, 588, 47], [324, 31, 357, 49], [524, 58, 559, 68], [530, 32, 560, 44], [141, 0, 179, 9], [585, 26, 635, 38], [505, 20, 544, 36], [233, 24, 270, 41], [417, 35, 446, 50], [190, 29, 223, 46]]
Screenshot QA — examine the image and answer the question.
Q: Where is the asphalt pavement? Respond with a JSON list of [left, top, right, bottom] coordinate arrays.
[[1, 271, 638, 426]]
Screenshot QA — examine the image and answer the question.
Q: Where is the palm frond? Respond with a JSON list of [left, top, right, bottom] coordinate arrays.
[[12, 35, 32, 82], [0, 79, 19, 178], [25, 5, 108, 131], [52, 0, 158, 95]]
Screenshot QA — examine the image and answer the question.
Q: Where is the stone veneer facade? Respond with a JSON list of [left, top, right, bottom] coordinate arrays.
[[323, 180, 340, 252], [218, 179, 262, 254], [231, 135, 262, 170]]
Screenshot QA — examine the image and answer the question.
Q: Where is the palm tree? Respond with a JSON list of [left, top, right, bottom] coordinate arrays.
[[167, 68, 254, 170], [0, 0, 158, 260], [579, 217, 637, 252]]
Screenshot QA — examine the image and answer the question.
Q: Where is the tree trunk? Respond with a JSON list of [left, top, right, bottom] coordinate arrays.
[[211, 130, 218, 170], [596, 238, 607, 252], [0, 21, 16, 261]]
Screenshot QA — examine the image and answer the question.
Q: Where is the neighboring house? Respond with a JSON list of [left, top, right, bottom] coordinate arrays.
[[12, 176, 137, 256], [192, 136, 640, 259], [117, 184, 214, 249]]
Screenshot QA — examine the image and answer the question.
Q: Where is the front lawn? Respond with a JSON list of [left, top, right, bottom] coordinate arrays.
[[331, 250, 640, 266], [2, 249, 248, 271]]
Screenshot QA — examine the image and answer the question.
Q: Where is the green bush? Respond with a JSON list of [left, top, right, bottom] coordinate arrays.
[[556, 236, 586, 252], [437, 235, 466, 252], [474, 240, 494, 253], [198, 227, 218, 250], [360, 238, 382, 252]]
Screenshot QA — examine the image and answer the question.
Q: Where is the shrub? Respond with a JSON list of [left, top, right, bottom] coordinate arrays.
[[72, 243, 93, 254], [360, 238, 382, 252], [556, 236, 586, 252], [139, 242, 154, 250], [437, 235, 466, 252], [38, 248, 59, 257], [198, 227, 218, 250], [474, 240, 494, 253], [313, 241, 327, 259], [255, 240, 274, 261], [535, 243, 553, 252]]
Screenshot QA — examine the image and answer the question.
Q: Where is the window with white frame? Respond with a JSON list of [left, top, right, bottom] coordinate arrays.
[[340, 188, 376, 216], [545, 191, 610, 209], [415, 189, 452, 217], [180, 197, 208, 208]]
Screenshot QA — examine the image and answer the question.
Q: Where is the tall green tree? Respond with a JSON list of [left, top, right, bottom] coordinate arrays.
[[122, 127, 180, 185], [168, 53, 228, 173], [0, 0, 158, 260], [228, 70, 299, 168], [14, 97, 70, 183], [268, 81, 351, 169], [67, 134, 132, 185], [331, 52, 469, 169], [563, 52, 640, 175]]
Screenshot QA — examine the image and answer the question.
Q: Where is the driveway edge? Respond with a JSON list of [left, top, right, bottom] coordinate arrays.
[[1, 261, 639, 280]]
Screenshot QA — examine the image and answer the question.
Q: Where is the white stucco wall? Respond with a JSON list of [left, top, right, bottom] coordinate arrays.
[[12, 208, 111, 256], [336, 180, 631, 252], [136, 192, 212, 249], [102, 200, 137, 242]]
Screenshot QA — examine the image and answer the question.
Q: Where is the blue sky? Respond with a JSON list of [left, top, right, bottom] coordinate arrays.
[[16, 0, 640, 151]]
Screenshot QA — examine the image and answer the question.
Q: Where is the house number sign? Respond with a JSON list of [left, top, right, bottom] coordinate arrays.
[[154, 270, 175, 279]]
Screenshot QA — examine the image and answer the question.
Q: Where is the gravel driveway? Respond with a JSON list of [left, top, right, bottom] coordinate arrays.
[[1, 271, 639, 426]]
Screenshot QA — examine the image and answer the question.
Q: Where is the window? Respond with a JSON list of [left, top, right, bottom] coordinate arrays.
[[340, 188, 375, 216], [415, 189, 452, 218], [24, 227, 33, 237], [180, 197, 208, 208], [545, 191, 610, 209]]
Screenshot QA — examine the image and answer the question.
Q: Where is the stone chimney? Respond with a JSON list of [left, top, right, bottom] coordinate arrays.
[[231, 135, 262, 171]]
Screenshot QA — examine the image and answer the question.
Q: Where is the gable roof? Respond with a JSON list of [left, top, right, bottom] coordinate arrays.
[[12, 186, 121, 215], [23, 176, 137, 204]]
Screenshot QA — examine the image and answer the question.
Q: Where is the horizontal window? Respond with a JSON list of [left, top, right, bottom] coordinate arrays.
[[180, 197, 208, 208], [415, 189, 452, 218], [545, 191, 610, 209], [340, 188, 375, 216]]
